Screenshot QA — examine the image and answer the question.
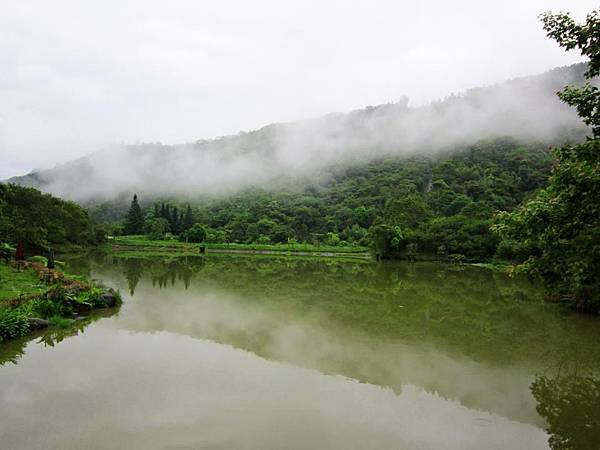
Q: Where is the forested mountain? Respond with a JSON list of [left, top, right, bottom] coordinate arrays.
[[8, 64, 588, 201], [108, 137, 553, 260]]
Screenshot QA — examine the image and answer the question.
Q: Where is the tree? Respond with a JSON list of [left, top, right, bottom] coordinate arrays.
[[182, 223, 207, 243], [170, 206, 180, 234], [369, 223, 403, 259], [144, 218, 170, 240], [182, 205, 194, 232], [123, 194, 144, 235], [494, 10, 600, 312]]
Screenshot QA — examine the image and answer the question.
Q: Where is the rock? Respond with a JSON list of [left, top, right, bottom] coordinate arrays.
[[28, 318, 49, 330], [100, 292, 116, 307]]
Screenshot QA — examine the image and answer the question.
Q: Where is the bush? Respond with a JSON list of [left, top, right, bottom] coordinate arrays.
[[144, 218, 170, 240], [0, 308, 30, 342], [182, 224, 207, 243], [0, 243, 15, 261]]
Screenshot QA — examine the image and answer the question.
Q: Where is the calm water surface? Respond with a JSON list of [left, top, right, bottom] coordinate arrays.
[[1, 254, 599, 449]]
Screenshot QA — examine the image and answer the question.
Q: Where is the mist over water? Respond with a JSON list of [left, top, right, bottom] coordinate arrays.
[[10, 64, 588, 201]]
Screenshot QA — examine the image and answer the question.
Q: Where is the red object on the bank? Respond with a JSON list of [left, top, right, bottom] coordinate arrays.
[[15, 241, 25, 260]]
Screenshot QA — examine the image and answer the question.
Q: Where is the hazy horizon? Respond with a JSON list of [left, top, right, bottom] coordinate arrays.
[[1, 0, 596, 179]]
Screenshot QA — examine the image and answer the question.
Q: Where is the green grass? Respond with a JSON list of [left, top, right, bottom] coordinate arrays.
[[0, 260, 122, 343], [470, 261, 511, 273], [112, 235, 370, 255], [0, 264, 45, 302]]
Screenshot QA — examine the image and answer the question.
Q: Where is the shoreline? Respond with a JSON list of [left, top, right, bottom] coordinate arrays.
[[0, 261, 121, 344]]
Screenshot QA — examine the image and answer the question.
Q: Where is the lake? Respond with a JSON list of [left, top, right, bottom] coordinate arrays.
[[1, 254, 599, 449]]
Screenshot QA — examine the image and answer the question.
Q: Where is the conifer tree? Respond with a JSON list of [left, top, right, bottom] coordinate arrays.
[[123, 194, 144, 235], [182, 204, 194, 232], [171, 206, 180, 234]]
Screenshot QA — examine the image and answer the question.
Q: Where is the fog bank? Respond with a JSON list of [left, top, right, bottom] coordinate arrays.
[[9, 64, 589, 201]]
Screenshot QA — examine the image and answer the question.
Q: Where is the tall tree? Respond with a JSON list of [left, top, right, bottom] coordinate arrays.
[[182, 204, 194, 232], [171, 206, 180, 234], [494, 10, 600, 313], [123, 194, 144, 235]]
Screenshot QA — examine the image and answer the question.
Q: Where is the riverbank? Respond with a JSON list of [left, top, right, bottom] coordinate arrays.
[[0, 260, 121, 343], [110, 236, 371, 258]]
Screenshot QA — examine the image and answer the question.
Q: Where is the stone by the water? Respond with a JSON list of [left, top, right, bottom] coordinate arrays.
[[27, 318, 49, 330], [100, 292, 117, 307]]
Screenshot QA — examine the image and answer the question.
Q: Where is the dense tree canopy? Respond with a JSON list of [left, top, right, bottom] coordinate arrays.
[[495, 10, 600, 312], [0, 183, 98, 249], [117, 137, 555, 260]]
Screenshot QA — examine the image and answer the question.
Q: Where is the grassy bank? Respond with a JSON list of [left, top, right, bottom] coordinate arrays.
[[111, 235, 370, 256], [0, 260, 121, 343]]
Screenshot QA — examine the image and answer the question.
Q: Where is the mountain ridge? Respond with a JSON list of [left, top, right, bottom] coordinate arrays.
[[7, 63, 589, 201]]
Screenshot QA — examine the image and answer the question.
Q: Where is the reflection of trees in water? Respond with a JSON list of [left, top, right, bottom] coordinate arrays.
[[0, 308, 119, 366], [124, 259, 143, 295], [122, 257, 203, 292], [110, 255, 600, 366], [532, 371, 600, 450]]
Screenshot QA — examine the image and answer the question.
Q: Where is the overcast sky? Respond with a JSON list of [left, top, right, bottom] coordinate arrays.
[[0, 0, 595, 179]]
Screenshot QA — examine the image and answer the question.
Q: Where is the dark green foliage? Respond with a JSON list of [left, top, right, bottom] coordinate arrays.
[[123, 194, 144, 235], [115, 138, 553, 260], [496, 9, 600, 312], [0, 183, 95, 249], [182, 223, 207, 243], [531, 374, 600, 450], [182, 205, 194, 231], [369, 223, 402, 258], [90, 224, 110, 245], [541, 10, 600, 137], [170, 206, 180, 234]]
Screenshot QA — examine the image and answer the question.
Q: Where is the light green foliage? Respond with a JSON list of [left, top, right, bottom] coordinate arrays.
[[48, 316, 74, 328], [112, 235, 367, 255], [144, 217, 170, 240], [495, 9, 600, 312], [0, 261, 121, 343], [324, 232, 340, 246], [0, 243, 15, 261], [0, 264, 44, 301], [0, 308, 29, 342]]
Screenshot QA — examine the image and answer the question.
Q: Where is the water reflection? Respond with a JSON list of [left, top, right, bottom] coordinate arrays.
[[1, 253, 599, 449], [531, 367, 600, 449], [0, 307, 120, 366], [84, 255, 600, 423]]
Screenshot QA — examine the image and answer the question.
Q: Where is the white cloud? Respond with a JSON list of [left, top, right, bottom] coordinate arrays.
[[0, 0, 595, 179]]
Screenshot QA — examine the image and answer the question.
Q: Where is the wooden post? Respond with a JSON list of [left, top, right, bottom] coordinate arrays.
[[15, 240, 25, 261]]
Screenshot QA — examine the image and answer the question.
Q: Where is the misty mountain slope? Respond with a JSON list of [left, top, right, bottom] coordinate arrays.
[[89, 137, 553, 260], [8, 63, 589, 201]]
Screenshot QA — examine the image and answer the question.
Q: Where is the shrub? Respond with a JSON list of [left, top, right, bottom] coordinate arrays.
[[0, 308, 30, 342], [182, 224, 207, 243]]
